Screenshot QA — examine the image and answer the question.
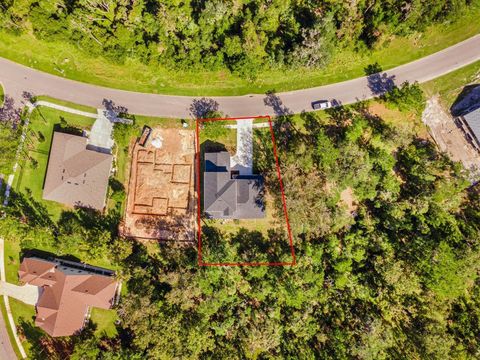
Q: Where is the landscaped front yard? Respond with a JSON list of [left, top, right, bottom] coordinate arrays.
[[13, 106, 97, 220], [3, 105, 121, 356], [3, 220, 120, 358], [3, 100, 188, 353]]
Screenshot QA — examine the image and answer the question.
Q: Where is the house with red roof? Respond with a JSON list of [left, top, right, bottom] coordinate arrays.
[[18, 257, 119, 337]]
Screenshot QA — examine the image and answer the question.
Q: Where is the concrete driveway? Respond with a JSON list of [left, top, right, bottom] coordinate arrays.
[[231, 119, 253, 175], [87, 109, 114, 152], [1, 34, 480, 117], [0, 282, 41, 306]]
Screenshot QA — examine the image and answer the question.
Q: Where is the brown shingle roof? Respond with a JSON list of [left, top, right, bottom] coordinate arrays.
[[19, 257, 118, 337], [43, 132, 112, 211]]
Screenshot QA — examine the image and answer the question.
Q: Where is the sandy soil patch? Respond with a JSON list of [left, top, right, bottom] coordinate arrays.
[[339, 187, 358, 214], [122, 128, 195, 241], [422, 96, 480, 179], [369, 102, 429, 139]]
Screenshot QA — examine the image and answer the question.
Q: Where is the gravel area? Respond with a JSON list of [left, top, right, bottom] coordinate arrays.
[[422, 96, 480, 180]]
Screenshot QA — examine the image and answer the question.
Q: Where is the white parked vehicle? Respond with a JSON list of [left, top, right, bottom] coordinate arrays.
[[312, 100, 332, 110]]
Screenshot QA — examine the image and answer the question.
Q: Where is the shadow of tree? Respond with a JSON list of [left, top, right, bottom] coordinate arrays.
[[351, 101, 397, 139], [263, 91, 292, 116], [121, 241, 197, 300], [0, 95, 21, 128], [53, 121, 83, 137], [189, 97, 221, 119], [22, 91, 35, 103], [123, 212, 195, 242], [18, 317, 75, 359], [69, 206, 120, 236], [199, 225, 230, 262], [102, 99, 129, 116], [201, 226, 292, 264], [252, 128, 276, 174], [450, 84, 480, 117], [20, 247, 82, 264], [364, 62, 396, 96], [233, 228, 268, 262], [7, 190, 57, 229], [109, 177, 125, 193]]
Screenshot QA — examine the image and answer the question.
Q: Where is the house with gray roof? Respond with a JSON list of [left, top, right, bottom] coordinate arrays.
[[43, 132, 112, 210], [458, 107, 480, 150], [204, 151, 265, 219]]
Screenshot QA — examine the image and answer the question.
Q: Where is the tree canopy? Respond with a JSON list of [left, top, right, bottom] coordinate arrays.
[[3, 98, 480, 358], [0, 0, 475, 77]]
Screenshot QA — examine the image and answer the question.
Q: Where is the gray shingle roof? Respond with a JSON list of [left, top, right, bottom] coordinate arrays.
[[203, 151, 265, 219], [43, 132, 112, 210], [463, 108, 480, 145]]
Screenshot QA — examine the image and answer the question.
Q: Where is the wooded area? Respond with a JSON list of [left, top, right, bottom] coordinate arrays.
[[1, 1, 480, 358], [0, 0, 476, 79], [1, 84, 480, 358]]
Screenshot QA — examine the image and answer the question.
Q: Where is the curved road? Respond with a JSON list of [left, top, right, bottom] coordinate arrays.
[[1, 35, 480, 118]]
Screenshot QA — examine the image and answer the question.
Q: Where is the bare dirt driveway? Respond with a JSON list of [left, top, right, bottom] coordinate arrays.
[[1, 35, 480, 117], [422, 96, 480, 179]]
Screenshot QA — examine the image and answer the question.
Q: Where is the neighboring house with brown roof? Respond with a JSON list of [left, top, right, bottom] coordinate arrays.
[[18, 257, 119, 337], [43, 132, 112, 211]]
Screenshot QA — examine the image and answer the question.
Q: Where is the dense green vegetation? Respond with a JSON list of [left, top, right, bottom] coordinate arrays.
[[0, 82, 4, 107], [0, 87, 21, 175], [0, 1, 480, 95], [2, 83, 480, 358]]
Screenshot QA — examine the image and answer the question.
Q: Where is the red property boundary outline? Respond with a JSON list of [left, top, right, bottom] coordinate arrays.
[[195, 115, 296, 266]]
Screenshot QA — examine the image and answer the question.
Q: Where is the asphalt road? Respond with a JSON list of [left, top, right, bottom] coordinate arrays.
[[0, 309, 16, 360], [1, 34, 480, 118], [0, 238, 17, 360]]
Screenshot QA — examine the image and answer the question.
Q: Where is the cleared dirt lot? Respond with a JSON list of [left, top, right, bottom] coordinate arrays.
[[422, 96, 480, 178], [123, 128, 195, 241]]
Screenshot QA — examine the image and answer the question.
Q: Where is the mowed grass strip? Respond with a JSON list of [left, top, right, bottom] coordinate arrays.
[[90, 307, 118, 337], [0, 4, 479, 96], [35, 95, 98, 114], [0, 82, 4, 107], [421, 60, 480, 105]]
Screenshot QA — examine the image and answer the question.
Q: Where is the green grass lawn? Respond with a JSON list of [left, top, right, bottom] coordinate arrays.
[[199, 127, 237, 152], [9, 296, 45, 359], [0, 82, 4, 107], [0, 125, 20, 175], [13, 106, 96, 221], [35, 95, 98, 114], [0, 4, 479, 96], [90, 308, 118, 337], [421, 60, 480, 106]]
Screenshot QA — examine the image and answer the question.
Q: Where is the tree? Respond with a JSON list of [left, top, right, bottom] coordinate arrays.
[[383, 81, 426, 113], [201, 120, 227, 139]]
